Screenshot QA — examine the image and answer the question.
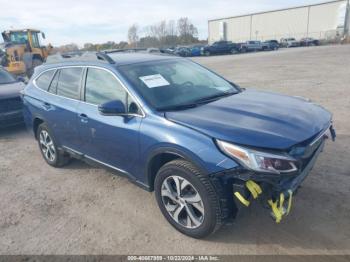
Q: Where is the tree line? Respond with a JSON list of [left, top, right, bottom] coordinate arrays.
[[51, 17, 203, 53], [128, 17, 202, 48]]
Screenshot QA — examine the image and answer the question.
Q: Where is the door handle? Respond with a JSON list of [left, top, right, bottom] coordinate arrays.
[[43, 102, 51, 110], [79, 113, 88, 123]]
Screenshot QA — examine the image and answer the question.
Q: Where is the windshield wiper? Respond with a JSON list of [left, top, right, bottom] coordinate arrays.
[[157, 91, 237, 111], [157, 103, 198, 112], [193, 91, 237, 104]]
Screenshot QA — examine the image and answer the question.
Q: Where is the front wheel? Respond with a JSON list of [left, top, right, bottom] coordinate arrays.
[[154, 160, 224, 238]]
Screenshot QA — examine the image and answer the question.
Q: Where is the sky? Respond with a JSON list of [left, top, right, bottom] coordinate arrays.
[[0, 0, 331, 46]]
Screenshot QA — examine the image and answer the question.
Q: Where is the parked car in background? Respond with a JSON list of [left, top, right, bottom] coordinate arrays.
[[262, 40, 279, 50], [0, 67, 25, 128], [300, 38, 320, 46], [147, 48, 161, 53], [160, 47, 175, 55], [189, 45, 204, 56], [23, 52, 335, 238], [240, 41, 264, 52], [201, 41, 239, 56], [280, 38, 300, 48], [174, 47, 191, 57]]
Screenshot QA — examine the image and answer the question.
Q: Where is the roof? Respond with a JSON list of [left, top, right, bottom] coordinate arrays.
[[208, 0, 346, 22], [2, 29, 41, 33], [43, 51, 179, 67], [108, 52, 179, 66]]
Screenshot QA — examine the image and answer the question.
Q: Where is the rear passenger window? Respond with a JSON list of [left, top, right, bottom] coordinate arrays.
[[85, 68, 126, 105], [35, 70, 55, 90], [57, 68, 83, 100]]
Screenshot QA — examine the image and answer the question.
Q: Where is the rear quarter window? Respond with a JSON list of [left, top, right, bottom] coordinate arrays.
[[35, 70, 55, 90], [48, 70, 60, 94], [56, 68, 83, 100]]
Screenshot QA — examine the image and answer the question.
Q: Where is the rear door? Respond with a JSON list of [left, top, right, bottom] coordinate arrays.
[[77, 67, 142, 176], [46, 67, 84, 151]]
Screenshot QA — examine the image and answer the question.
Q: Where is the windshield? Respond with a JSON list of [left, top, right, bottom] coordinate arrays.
[[118, 59, 238, 110], [0, 69, 16, 84], [9, 32, 29, 44]]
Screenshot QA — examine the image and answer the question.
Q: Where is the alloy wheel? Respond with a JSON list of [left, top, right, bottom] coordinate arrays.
[[161, 175, 205, 229], [39, 130, 56, 162]]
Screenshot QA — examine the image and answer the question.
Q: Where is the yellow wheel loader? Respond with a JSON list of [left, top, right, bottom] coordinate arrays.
[[0, 29, 52, 77]]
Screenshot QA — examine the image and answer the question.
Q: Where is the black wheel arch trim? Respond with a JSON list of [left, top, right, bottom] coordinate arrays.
[[32, 115, 63, 147], [145, 146, 209, 191]]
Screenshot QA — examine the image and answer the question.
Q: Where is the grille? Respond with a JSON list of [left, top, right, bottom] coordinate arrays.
[[0, 97, 23, 113]]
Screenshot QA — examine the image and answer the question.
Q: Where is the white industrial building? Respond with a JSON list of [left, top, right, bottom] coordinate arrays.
[[208, 0, 350, 43]]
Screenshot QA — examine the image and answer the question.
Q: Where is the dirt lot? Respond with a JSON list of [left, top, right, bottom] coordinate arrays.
[[1, 45, 349, 255]]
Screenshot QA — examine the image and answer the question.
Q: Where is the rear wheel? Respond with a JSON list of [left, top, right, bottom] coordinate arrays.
[[155, 160, 223, 238], [204, 51, 210, 56], [37, 123, 70, 167]]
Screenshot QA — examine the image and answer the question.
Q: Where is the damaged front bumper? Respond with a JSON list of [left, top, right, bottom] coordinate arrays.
[[211, 133, 331, 223]]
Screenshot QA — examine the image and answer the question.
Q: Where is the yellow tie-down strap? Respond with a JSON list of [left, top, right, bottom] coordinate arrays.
[[234, 180, 262, 207], [234, 181, 293, 223], [268, 190, 293, 223]]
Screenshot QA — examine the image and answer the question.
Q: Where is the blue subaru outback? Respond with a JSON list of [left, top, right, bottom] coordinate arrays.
[[22, 52, 335, 238]]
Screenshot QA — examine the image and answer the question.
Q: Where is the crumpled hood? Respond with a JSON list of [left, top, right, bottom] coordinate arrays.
[[165, 89, 332, 150], [0, 82, 25, 99]]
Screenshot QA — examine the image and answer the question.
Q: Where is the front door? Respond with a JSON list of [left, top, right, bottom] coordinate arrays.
[[77, 67, 142, 176]]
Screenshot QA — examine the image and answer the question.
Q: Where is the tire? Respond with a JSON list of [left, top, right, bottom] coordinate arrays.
[[204, 51, 210, 56], [36, 123, 70, 167], [154, 159, 224, 238]]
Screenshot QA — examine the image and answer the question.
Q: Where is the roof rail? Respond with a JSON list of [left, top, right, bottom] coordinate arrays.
[[45, 51, 115, 64], [103, 48, 147, 54]]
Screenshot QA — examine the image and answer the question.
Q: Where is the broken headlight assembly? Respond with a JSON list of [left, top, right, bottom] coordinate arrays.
[[216, 140, 297, 174]]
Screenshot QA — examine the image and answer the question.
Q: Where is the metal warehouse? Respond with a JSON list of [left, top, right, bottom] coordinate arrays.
[[208, 0, 350, 43]]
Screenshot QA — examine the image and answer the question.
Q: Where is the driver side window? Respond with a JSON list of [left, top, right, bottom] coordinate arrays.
[[85, 68, 126, 106], [85, 68, 140, 114]]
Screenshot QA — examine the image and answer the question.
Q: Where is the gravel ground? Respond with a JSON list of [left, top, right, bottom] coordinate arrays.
[[0, 45, 349, 255]]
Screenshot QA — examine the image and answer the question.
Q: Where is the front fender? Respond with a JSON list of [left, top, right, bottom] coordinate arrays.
[[137, 114, 239, 185], [145, 143, 210, 176]]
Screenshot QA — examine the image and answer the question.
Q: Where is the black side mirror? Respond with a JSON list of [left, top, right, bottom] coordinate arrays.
[[98, 100, 126, 116]]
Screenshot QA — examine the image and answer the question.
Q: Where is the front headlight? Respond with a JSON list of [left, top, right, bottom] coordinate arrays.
[[216, 140, 297, 174]]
